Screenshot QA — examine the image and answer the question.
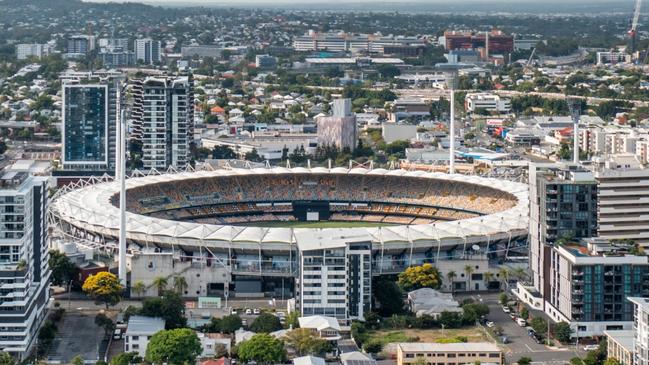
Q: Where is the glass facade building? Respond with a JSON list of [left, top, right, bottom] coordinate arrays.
[[63, 84, 109, 168]]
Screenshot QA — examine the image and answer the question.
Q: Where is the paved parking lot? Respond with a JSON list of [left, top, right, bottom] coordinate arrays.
[[47, 311, 103, 364], [459, 293, 584, 364]]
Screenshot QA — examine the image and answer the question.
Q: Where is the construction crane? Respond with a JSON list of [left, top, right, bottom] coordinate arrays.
[[629, 0, 642, 55]]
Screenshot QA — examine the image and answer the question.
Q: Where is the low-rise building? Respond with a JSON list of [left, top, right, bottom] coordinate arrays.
[[297, 316, 342, 341], [124, 316, 166, 357], [604, 330, 635, 365], [293, 355, 325, 365], [407, 288, 461, 318], [396, 342, 503, 365], [465, 93, 511, 114], [340, 351, 377, 365]]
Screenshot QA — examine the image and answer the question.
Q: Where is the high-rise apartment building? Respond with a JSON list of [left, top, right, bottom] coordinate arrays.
[[528, 164, 598, 301], [629, 297, 649, 365], [138, 76, 194, 170], [66, 35, 95, 57], [0, 172, 49, 359], [61, 72, 123, 171], [135, 38, 161, 65], [15, 43, 53, 60], [295, 230, 371, 323], [546, 238, 649, 337], [316, 99, 357, 151]]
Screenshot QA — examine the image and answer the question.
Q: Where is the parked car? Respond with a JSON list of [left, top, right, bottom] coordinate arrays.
[[231, 309, 238, 315], [501, 336, 509, 344], [516, 318, 527, 327], [113, 329, 122, 340], [509, 313, 517, 320], [245, 308, 252, 315], [486, 321, 495, 328], [502, 307, 511, 313], [583, 345, 599, 351], [253, 308, 261, 315]]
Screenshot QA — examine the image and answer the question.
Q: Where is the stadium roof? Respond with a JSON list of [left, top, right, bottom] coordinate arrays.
[[50, 167, 529, 249]]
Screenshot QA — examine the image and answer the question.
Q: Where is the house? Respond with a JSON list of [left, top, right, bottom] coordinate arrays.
[[297, 316, 341, 341], [406, 288, 462, 318], [124, 316, 166, 357], [234, 328, 255, 344], [340, 351, 377, 365], [293, 355, 326, 365], [197, 332, 231, 358]]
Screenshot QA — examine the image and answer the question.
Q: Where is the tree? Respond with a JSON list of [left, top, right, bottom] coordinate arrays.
[[140, 291, 187, 329], [172, 276, 188, 295], [363, 338, 383, 353], [373, 280, 404, 316], [518, 357, 532, 365], [603, 359, 621, 365], [397, 263, 442, 291], [447, 271, 457, 293], [95, 313, 115, 336], [82, 272, 123, 309], [554, 322, 572, 343], [250, 312, 282, 333], [286, 311, 299, 329], [72, 355, 84, 365], [284, 328, 332, 356], [152, 277, 168, 296], [110, 352, 140, 365], [145, 328, 201, 365], [464, 265, 475, 291], [237, 333, 287, 365], [220, 314, 243, 333], [244, 148, 263, 162], [131, 281, 146, 298], [483, 272, 494, 289], [530, 317, 548, 336], [0, 352, 15, 365], [48, 250, 76, 286], [520, 308, 529, 320], [498, 268, 510, 289], [499, 293, 509, 306], [438, 311, 462, 329]]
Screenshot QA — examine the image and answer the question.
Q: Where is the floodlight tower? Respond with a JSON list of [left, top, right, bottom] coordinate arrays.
[[568, 98, 581, 164], [116, 83, 127, 285], [629, 0, 643, 56], [446, 72, 458, 174]]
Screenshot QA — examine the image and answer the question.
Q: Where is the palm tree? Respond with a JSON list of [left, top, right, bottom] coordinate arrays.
[[483, 272, 494, 290], [512, 267, 527, 283], [447, 271, 457, 294], [131, 280, 146, 298], [173, 276, 188, 295], [498, 267, 510, 289], [464, 265, 474, 291], [152, 276, 168, 296]]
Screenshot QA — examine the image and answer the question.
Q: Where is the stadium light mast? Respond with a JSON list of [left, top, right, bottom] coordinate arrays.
[[446, 72, 458, 174], [116, 84, 127, 285], [568, 98, 581, 165]]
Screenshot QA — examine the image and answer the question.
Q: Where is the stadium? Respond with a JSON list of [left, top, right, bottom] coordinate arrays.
[[49, 166, 529, 302]]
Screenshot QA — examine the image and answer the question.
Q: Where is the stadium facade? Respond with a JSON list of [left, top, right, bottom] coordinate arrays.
[[50, 166, 529, 321]]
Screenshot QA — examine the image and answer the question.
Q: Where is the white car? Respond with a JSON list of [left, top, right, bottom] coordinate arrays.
[[253, 308, 261, 315], [486, 321, 495, 328], [583, 345, 599, 351], [245, 308, 252, 315], [502, 307, 511, 313]]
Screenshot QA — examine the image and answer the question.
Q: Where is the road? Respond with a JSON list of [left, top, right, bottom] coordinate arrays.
[[459, 293, 584, 364]]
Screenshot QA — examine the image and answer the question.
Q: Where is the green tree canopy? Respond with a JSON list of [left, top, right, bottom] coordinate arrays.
[[0, 351, 15, 365], [219, 314, 243, 333], [48, 250, 76, 286], [250, 312, 283, 333], [140, 291, 187, 329], [397, 263, 442, 291], [372, 280, 404, 316], [145, 328, 202, 365], [554, 322, 572, 343], [284, 328, 332, 356], [237, 333, 287, 365]]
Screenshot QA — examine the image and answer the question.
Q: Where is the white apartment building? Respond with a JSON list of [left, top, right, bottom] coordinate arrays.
[[124, 316, 165, 357], [292, 32, 425, 54], [139, 76, 194, 170], [593, 154, 649, 247], [15, 44, 52, 60], [464, 93, 511, 113], [629, 297, 649, 365], [0, 172, 50, 359], [135, 38, 161, 65], [294, 230, 371, 323]]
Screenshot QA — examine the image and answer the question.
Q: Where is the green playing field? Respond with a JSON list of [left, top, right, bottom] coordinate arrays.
[[231, 220, 396, 228]]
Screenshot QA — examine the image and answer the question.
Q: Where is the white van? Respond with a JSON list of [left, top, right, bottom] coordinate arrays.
[[516, 318, 527, 327]]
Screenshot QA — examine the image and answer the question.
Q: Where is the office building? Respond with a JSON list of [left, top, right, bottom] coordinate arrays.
[[181, 45, 221, 58], [465, 93, 511, 113], [442, 30, 514, 54], [295, 229, 371, 322], [597, 51, 632, 65], [593, 155, 649, 247], [15, 43, 52, 60], [135, 38, 161, 65], [98, 38, 129, 51], [528, 164, 598, 302], [66, 35, 95, 57], [100, 50, 135, 68], [629, 297, 649, 365], [255, 54, 277, 69], [139, 76, 194, 169], [0, 172, 50, 359], [124, 316, 166, 357], [316, 99, 357, 151], [62, 73, 122, 171], [545, 238, 649, 337], [292, 32, 426, 54], [396, 343, 503, 365]]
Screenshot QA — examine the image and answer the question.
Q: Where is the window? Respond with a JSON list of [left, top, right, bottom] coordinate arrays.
[[489, 353, 500, 358], [131, 336, 139, 340], [132, 344, 139, 350]]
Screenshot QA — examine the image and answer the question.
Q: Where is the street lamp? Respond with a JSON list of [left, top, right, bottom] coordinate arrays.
[[445, 72, 458, 174]]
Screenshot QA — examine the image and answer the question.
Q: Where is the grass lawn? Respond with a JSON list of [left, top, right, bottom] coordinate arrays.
[[368, 327, 492, 356], [233, 220, 395, 228]]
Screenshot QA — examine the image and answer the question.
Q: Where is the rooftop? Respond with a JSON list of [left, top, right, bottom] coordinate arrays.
[[397, 342, 501, 353], [125, 315, 165, 335]]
